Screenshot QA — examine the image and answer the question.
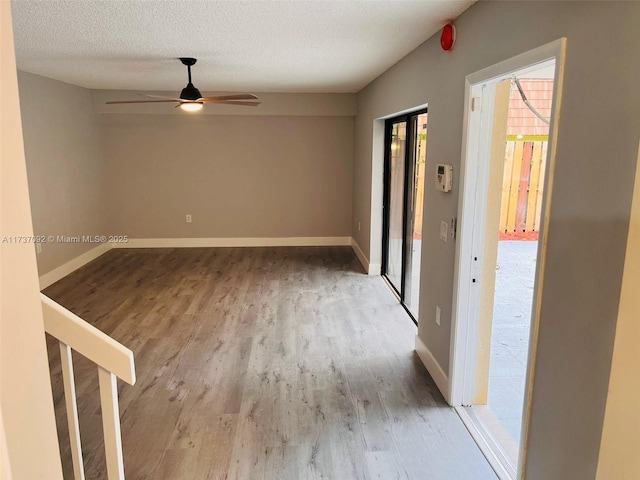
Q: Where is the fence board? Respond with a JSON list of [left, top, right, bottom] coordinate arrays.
[[526, 142, 544, 231], [506, 141, 524, 232], [500, 142, 515, 232], [515, 142, 533, 231], [535, 142, 548, 231]]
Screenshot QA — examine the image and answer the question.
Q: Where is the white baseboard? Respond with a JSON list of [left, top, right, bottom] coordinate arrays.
[[415, 335, 451, 404], [113, 236, 352, 249], [39, 242, 112, 290], [350, 238, 380, 275], [351, 238, 370, 274]]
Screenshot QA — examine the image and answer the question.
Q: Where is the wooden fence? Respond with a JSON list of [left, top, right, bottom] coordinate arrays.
[[500, 138, 548, 235]]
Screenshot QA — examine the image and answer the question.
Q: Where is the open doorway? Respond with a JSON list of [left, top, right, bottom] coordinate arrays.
[[476, 66, 555, 468], [450, 40, 566, 479]]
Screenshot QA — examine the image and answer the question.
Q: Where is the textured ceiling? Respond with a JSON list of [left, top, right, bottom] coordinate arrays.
[[11, 0, 474, 93]]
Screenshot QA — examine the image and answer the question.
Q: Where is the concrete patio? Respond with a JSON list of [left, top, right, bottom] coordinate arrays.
[[488, 240, 538, 442]]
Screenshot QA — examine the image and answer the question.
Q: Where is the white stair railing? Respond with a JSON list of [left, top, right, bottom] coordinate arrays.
[[41, 293, 136, 480]]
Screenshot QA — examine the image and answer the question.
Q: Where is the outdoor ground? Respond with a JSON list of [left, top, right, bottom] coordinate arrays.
[[488, 240, 537, 441]]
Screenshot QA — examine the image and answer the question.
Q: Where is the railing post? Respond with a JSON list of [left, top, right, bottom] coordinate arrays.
[[98, 367, 125, 480], [59, 342, 85, 480]]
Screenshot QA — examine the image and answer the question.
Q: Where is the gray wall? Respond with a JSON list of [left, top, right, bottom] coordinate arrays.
[[18, 71, 108, 275], [352, 1, 640, 478], [102, 114, 353, 239]]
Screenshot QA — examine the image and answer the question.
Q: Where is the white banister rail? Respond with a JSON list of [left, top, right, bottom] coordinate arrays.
[[41, 293, 136, 480]]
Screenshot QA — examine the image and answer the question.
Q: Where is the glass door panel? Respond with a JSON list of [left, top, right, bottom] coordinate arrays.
[[385, 121, 406, 292], [405, 113, 428, 318]]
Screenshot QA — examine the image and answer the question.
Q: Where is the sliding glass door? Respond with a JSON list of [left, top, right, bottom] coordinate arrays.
[[382, 110, 428, 322]]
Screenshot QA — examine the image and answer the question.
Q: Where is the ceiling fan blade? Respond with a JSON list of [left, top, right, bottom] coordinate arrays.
[[140, 94, 184, 101], [202, 100, 261, 107], [105, 100, 179, 104], [199, 94, 259, 101]]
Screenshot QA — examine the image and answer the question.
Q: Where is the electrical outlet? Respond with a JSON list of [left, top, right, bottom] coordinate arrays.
[[186, 214, 192, 223], [440, 221, 448, 243], [435, 306, 441, 326], [36, 242, 42, 254]]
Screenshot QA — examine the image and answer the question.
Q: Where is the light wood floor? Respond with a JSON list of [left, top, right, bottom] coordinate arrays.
[[44, 247, 496, 479]]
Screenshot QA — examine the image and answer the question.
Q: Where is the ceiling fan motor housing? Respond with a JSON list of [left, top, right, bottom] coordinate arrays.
[[181, 83, 202, 101]]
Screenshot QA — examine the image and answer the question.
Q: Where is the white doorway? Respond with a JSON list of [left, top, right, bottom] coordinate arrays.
[[449, 40, 566, 479]]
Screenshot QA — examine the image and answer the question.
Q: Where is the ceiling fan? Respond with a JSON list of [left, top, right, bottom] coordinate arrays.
[[105, 57, 260, 112]]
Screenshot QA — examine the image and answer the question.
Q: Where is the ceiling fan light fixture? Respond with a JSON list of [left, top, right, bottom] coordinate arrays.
[[180, 102, 204, 112]]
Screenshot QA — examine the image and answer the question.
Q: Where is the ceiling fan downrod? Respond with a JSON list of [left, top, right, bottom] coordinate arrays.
[[179, 57, 201, 101]]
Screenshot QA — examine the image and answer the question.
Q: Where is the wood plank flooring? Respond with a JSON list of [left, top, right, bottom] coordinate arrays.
[[43, 247, 496, 479]]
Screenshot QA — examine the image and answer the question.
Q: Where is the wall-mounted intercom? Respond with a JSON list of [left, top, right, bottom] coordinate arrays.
[[436, 164, 453, 192]]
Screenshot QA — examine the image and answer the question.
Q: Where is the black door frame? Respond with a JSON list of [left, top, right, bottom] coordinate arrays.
[[382, 108, 427, 325]]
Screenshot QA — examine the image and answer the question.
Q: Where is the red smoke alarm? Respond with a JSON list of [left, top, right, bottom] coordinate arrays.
[[440, 23, 456, 51]]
